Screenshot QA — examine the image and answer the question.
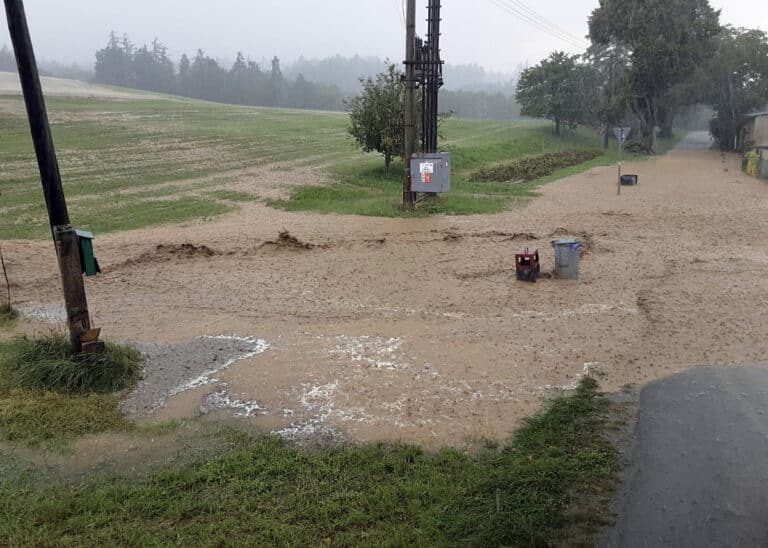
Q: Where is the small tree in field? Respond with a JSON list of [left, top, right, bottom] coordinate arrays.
[[347, 64, 405, 172]]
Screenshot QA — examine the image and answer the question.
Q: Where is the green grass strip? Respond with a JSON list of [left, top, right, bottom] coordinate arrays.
[[0, 378, 618, 546]]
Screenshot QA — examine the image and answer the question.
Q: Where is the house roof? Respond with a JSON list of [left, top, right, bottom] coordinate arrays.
[[744, 111, 768, 120], [738, 111, 768, 128]]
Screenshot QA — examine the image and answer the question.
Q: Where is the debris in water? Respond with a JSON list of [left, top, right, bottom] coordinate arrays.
[[259, 230, 321, 251]]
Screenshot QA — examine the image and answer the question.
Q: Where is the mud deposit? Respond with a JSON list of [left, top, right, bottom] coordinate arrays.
[[5, 147, 768, 447]]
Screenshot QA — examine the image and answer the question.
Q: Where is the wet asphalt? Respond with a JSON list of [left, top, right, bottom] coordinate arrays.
[[604, 366, 768, 547]]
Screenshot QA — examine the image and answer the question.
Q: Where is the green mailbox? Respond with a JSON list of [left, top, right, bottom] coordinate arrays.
[[75, 229, 101, 277]]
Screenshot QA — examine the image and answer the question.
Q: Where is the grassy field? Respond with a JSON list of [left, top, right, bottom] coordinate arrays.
[[272, 123, 618, 217], [0, 91, 631, 239], [0, 366, 618, 546]]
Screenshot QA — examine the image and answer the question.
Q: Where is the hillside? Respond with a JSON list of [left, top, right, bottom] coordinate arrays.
[[0, 75, 610, 239], [0, 70, 157, 99]]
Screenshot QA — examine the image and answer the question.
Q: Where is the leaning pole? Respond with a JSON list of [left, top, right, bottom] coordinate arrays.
[[4, 0, 99, 353]]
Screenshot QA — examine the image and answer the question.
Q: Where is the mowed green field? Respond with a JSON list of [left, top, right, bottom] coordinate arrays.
[[0, 90, 611, 239]]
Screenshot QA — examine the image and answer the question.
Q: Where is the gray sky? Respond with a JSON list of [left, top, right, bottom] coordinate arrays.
[[1, 0, 766, 74]]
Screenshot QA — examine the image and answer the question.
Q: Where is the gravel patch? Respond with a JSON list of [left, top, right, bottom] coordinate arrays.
[[121, 335, 269, 417]]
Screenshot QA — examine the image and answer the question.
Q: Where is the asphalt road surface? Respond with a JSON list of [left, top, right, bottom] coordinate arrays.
[[605, 366, 768, 547]]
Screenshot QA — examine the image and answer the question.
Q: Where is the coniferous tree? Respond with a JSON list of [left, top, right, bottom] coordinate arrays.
[[0, 44, 16, 72]]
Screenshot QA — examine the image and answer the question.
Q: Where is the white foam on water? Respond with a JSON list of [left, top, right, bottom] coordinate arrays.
[[540, 362, 604, 391], [17, 304, 67, 324], [204, 390, 267, 418], [327, 335, 406, 370]]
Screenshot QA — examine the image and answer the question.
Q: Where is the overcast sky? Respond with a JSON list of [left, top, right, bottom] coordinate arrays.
[[1, 0, 766, 74]]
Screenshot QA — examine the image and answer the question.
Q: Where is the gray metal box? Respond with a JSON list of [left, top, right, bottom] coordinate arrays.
[[410, 152, 451, 193]]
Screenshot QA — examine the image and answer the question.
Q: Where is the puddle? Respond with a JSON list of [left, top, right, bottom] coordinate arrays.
[[122, 335, 270, 417]]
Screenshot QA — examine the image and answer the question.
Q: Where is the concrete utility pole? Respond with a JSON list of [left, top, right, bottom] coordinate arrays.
[[403, 0, 417, 208], [4, 0, 97, 353]]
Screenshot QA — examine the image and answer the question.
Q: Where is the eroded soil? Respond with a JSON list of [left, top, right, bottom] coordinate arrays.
[[5, 146, 768, 448]]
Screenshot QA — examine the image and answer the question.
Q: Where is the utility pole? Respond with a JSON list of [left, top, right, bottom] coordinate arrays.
[[4, 0, 97, 353], [617, 127, 623, 196], [422, 0, 443, 155], [403, 0, 417, 208]]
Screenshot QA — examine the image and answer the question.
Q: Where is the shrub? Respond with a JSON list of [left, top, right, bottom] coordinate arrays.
[[471, 149, 603, 183], [623, 140, 655, 155], [745, 150, 760, 176]]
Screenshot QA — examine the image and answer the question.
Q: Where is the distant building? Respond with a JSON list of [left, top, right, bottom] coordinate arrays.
[[737, 111, 768, 152], [738, 111, 768, 178]]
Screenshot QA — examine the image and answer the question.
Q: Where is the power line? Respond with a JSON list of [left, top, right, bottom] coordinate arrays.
[[496, 0, 589, 48], [503, 0, 590, 48], [392, 0, 406, 27], [488, 0, 576, 47], [492, 0, 588, 49], [485, 0, 589, 50]]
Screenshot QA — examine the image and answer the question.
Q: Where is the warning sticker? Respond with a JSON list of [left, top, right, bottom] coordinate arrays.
[[420, 162, 434, 184]]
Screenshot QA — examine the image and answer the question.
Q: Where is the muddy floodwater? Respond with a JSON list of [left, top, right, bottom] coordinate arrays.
[[6, 144, 768, 447]]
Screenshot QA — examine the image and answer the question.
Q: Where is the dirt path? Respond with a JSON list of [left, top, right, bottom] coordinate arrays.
[[4, 144, 768, 447]]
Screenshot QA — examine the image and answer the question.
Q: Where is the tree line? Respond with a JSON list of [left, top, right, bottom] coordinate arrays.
[[3, 35, 525, 121], [0, 44, 15, 72], [90, 33, 524, 120], [1, 43, 92, 80], [94, 33, 344, 111], [515, 0, 768, 151]]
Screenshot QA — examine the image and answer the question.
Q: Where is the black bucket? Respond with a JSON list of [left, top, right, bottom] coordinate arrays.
[[620, 174, 639, 186]]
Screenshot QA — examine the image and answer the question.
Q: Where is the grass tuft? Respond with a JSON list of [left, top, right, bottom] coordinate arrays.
[[0, 305, 18, 330], [0, 333, 143, 394]]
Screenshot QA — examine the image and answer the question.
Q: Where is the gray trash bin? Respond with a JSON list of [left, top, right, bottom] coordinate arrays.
[[551, 239, 582, 279]]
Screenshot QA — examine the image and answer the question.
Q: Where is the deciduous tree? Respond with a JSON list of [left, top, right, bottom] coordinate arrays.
[[589, 0, 721, 150], [706, 27, 768, 150], [346, 64, 406, 172]]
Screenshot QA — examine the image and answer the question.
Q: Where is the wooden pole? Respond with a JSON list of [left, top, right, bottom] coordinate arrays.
[[0, 243, 11, 310], [4, 0, 93, 353], [618, 128, 623, 196], [403, 0, 417, 208]]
